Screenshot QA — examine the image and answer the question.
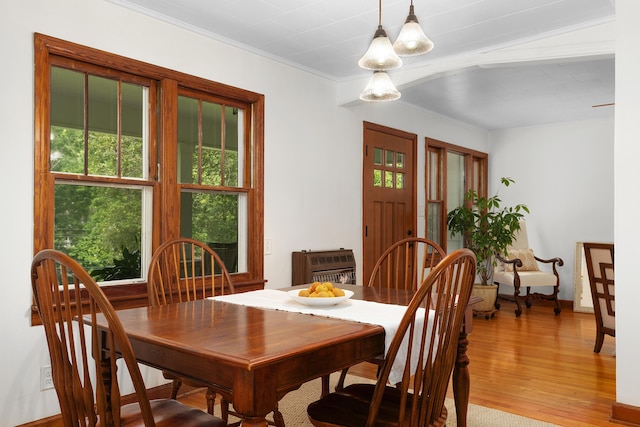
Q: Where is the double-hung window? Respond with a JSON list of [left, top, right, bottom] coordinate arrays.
[[45, 61, 156, 284], [33, 34, 264, 323]]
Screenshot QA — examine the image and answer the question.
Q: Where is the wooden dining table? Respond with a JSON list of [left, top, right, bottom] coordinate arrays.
[[91, 284, 479, 427]]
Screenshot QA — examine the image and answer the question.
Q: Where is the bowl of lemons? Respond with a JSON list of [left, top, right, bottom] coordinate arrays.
[[287, 282, 353, 307]]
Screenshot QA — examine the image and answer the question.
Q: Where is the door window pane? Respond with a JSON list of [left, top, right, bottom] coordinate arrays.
[[385, 171, 394, 188], [373, 169, 382, 187], [385, 150, 394, 167], [373, 147, 382, 165]]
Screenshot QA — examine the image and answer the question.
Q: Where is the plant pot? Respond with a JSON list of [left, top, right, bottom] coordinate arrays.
[[471, 284, 498, 319]]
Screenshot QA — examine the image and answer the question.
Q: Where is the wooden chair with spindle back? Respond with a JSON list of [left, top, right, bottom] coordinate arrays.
[[332, 237, 446, 392], [31, 249, 227, 427], [307, 248, 477, 427], [147, 237, 284, 427]]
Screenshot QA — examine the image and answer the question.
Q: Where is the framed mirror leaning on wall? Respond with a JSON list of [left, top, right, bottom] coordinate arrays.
[[573, 242, 594, 313]]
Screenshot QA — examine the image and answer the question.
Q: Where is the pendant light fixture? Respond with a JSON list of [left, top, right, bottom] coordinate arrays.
[[358, 0, 402, 70], [360, 71, 401, 102], [393, 0, 434, 56]]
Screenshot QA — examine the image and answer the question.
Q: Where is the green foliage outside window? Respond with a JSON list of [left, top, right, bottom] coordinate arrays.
[[51, 125, 240, 280]]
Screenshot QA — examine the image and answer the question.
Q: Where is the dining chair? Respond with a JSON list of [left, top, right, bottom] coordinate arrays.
[[31, 249, 227, 427], [493, 221, 564, 317], [582, 242, 615, 353], [307, 248, 477, 427], [332, 237, 446, 392], [147, 238, 283, 426]]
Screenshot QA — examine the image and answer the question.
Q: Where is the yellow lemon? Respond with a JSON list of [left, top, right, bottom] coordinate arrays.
[[309, 281, 322, 292], [298, 289, 310, 297], [332, 288, 345, 297]]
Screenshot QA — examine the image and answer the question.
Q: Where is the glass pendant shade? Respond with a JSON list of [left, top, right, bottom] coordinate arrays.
[[393, 5, 434, 56], [360, 71, 401, 102], [358, 26, 403, 70]]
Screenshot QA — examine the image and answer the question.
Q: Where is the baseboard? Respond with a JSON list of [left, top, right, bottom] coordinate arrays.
[[611, 402, 640, 426], [15, 383, 173, 427]]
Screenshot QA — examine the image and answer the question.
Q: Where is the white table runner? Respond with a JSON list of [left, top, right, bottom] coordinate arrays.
[[212, 289, 431, 383]]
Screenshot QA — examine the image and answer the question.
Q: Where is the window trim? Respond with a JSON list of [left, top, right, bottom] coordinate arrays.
[[33, 33, 265, 325]]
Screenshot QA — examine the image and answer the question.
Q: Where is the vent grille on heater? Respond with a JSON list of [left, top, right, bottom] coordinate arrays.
[[292, 249, 356, 285]]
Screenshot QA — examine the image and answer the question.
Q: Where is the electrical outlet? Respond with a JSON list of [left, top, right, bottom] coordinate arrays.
[[264, 239, 272, 255], [40, 366, 54, 391]]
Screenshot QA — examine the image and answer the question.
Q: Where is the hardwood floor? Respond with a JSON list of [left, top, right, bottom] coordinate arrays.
[[461, 299, 616, 427], [181, 299, 616, 427]]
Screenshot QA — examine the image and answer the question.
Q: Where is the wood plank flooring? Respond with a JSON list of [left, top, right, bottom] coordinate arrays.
[[461, 299, 616, 427], [181, 299, 616, 427]]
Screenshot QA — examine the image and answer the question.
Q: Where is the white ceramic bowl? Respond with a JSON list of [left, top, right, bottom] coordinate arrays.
[[287, 289, 354, 307]]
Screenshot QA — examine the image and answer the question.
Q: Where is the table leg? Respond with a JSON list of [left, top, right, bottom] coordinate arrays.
[[97, 330, 115, 427], [239, 417, 269, 427], [453, 330, 470, 427], [321, 374, 330, 396], [97, 358, 114, 426]]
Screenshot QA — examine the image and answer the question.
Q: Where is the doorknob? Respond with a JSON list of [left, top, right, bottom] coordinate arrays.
[[407, 230, 412, 235]]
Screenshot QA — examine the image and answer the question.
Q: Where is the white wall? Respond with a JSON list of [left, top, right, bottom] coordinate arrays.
[[488, 118, 615, 301], [0, 1, 487, 425], [614, 0, 640, 408]]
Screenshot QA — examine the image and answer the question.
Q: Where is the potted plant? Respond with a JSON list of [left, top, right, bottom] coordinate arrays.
[[447, 177, 529, 317]]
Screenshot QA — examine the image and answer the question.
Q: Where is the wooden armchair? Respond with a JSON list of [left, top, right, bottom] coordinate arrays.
[[332, 237, 446, 392], [31, 249, 226, 427], [307, 249, 476, 427], [493, 222, 563, 317], [582, 242, 615, 353]]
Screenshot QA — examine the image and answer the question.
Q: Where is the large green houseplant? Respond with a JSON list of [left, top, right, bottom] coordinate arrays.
[[447, 177, 529, 286]]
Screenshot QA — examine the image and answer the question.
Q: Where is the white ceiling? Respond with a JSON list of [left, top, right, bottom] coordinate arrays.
[[109, 0, 616, 130]]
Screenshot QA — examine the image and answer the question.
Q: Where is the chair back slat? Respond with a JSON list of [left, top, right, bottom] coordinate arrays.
[[31, 249, 157, 426], [368, 237, 446, 291], [148, 238, 235, 306], [367, 248, 476, 427], [583, 242, 615, 322]]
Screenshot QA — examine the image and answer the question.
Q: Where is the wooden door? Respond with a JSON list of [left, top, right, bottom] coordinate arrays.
[[362, 122, 417, 286]]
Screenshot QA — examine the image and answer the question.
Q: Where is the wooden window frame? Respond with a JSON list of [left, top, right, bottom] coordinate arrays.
[[32, 33, 265, 325], [425, 137, 487, 253]]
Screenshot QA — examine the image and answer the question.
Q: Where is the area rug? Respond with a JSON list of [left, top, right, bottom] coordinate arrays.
[[227, 374, 561, 427]]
